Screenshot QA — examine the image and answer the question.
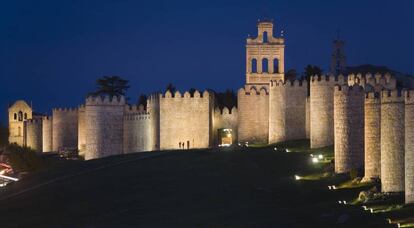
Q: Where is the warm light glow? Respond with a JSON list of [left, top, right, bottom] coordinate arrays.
[[318, 154, 323, 159], [312, 157, 319, 163], [0, 174, 19, 182], [286, 149, 290, 152], [294, 175, 300, 180]]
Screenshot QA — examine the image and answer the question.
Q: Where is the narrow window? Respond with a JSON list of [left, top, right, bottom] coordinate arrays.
[[263, 31, 268, 43], [251, 59, 257, 73], [24, 113, 27, 119], [262, 58, 269, 73], [14, 113, 17, 120], [18, 111, 23, 121], [273, 58, 279, 73]]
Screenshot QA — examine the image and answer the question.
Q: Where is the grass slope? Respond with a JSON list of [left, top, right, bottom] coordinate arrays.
[[0, 140, 407, 227]]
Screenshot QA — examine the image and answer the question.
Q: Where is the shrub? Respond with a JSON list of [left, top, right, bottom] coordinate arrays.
[[6, 144, 45, 172]]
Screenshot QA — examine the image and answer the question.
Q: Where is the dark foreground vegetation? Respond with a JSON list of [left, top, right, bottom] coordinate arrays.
[[0, 141, 412, 227]]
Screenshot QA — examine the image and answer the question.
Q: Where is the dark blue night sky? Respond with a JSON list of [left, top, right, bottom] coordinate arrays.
[[1, 0, 413, 123]]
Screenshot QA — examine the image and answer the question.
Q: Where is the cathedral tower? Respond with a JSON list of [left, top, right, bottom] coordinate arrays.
[[246, 20, 285, 89], [330, 37, 346, 75]]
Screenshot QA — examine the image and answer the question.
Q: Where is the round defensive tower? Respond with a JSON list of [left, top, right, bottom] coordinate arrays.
[[52, 108, 79, 151], [84, 95, 125, 160], [42, 116, 53, 152], [363, 92, 381, 181], [78, 105, 86, 157], [381, 90, 405, 193], [25, 119, 43, 152], [310, 74, 345, 148], [405, 90, 414, 203], [333, 84, 365, 174]]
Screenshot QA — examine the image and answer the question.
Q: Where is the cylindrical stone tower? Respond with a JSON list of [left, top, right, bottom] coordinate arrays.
[[363, 92, 381, 181], [405, 90, 414, 203], [78, 105, 86, 157], [381, 90, 405, 193], [310, 74, 345, 148], [84, 95, 125, 160], [52, 108, 78, 151], [25, 119, 43, 152], [333, 85, 365, 174], [42, 116, 53, 152]]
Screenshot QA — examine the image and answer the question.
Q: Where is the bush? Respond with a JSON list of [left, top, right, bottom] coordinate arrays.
[[6, 144, 45, 172]]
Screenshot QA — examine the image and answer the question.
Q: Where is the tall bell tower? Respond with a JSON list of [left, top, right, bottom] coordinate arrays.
[[245, 20, 285, 89]]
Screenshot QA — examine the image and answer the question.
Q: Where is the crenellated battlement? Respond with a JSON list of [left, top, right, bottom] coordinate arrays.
[[238, 87, 268, 96], [381, 89, 406, 103], [270, 79, 307, 87], [25, 118, 43, 124], [124, 112, 151, 121], [42, 116, 52, 121], [334, 84, 364, 94], [405, 90, 414, 104], [85, 95, 126, 106], [160, 90, 211, 99], [311, 74, 346, 85], [214, 106, 238, 115], [125, 104, 146, 113], [348, 72, 396, 91], [52, 107, 78, 112], [365, 92, 381, 100]]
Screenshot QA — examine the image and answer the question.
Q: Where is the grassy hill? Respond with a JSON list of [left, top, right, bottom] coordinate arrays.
[[0, 141, 411, 227]]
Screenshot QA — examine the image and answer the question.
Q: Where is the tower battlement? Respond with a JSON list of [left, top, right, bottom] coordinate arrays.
[[124, 112, 151, 121], [161, 90, 210, 99], [405, 90, 414, 104], [86, 95, 126, 106], [381, 89, 405, 103], [52, 107, 78, 112], [238, 87, 268, 96], [334, 84, 364, 94], [311, 74, 346, 85], [270, 79, 306, 87]]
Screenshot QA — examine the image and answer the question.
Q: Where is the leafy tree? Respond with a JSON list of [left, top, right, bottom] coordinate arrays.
[[285, 69, 297, 81], [6, 144, 45, 172], [90, 76, 130, 97], [303, 65, 323, 95], [0, 122, 8, 147], [137, 94, 148, 107], [189, 88, 197, 96], [165, 83, 176, 93], [215, 89, 237, 110]]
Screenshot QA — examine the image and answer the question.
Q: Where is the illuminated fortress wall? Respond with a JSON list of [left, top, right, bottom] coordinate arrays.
[[405, 90, 414, 203], [213, 107, 238, 145], [84, 96, 125, 160], [380, 90, 405, 193], [333, 84, 365, 174], [268, 79, 307, 144], [24, 119, 43, 152], [52, 107, 78, 151], [237, 87, 269, 144], [159, 90, 214, 150], [363, 92, 381, 180], [123, 105, 154, 153]]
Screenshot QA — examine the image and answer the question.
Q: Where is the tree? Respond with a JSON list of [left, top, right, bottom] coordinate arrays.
[[0, 121, 8, 147], [215, 89, 237, 110], [303, 65, 322, 95], [90, 76, 130, 97], [137, 94, 147, 107], [165, 83, 176, 93], [285, 69, 297, 81], [189, 88, 197, 96]]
